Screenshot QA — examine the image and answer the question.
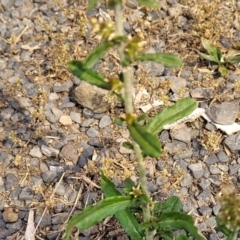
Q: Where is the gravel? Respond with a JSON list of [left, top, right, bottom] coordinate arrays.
[[0, 0, 239, 239]]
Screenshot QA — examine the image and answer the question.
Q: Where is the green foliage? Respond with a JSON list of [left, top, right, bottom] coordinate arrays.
[[145, 98, 197, 135], [197, 38, 240, 76], [63, 196, 133, 240], [64, 0, 203, 239]]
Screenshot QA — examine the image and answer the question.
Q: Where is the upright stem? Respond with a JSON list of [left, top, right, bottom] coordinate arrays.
[[114, 2, 154, 239]]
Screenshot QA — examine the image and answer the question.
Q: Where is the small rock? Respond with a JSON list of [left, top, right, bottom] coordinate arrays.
[[205, 154, 219, 164], [19, 186, 34, 200], [48, 92, 59, 101], [70, 111, 81, 124], [74, 81, 110, 113], [99, 115, 112, 128], [29, 146, 42, 158], [213, 203, 221, 216], [86, 127, 99, 137], [217, 151, 229, 163], [42, 171, 59, 183], [59, 143, 78, 164], [34, 214, 51, 227], [198, 178, 211, 190], [207, 101, 239, 125], [224, 132, 240, 154], [171, 124, 191, 143], [229, 164, 240, 175], [180, 173, 192, 187], [59, 115, 72, 125], [196, 190, 212, 201], [198, 206, 212, 216], [51, 212, 68, 224], [83, 108, 94, 119], [218, 164, 228, 172], [190, 88, 213, 99], [3, 208, 18, 223], [55, 183, 65, 196], [41, 145, 59, 158], [82, 192, 98, 205], [209, 165, 221, 174], [188, 163, 204, 179], [53, 80, 73, 92], [1, 108, 14, 120], [4, 173, 19, 190], [208, 175, 221, 186], [170, 76, 187, 94], [6, 219, 22, 234], [88, 139, 103, 148], [77, 155, 88, 168], [81, 118, 94, 127]]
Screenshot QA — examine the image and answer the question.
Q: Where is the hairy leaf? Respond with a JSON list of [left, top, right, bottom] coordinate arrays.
[[128, 121, 162, 157], [145, 98, 197, 135], [197, 51, 220, 64], [154, 196, 182, 215], [122, 141, 134, 150], [157, 212, 204, 240], [64, 196, 132, 240], [88, 0, 98, 10], [201, 38, 222, 62], [136, 53, 182, 68], [68, 60, 111, 90], [101, 173, 143, 240]]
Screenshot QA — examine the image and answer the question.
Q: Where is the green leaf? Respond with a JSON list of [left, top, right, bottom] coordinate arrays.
[[176, 234, 189, 240], [135, 0, 159, 8], [123, 178, 136, 194], [128, 121, 162, 157], [64, 196, 132, 240], [154, 196, 182, 215], [218, 65, 228, 76], [88, 0, 98, 10], [122, 141, 134, 150], [83, 38, 125, 68], [157, 212, 204, 240], [145, 98, 197, 135], [228, 54, 240, 63], [197, 51, 221, 64], [101, 173, 143, 240], [136, 53, 182, 68], [201, 38, 222, 63], [137, 113, 148, 122], [68, 60, 111, 90]]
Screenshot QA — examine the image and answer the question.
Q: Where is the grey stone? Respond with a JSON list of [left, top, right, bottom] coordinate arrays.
[[60, 102, 75, 109], [55, 183, 65, 196], [82, 192, 98, 205], [182, 199, 198, 214], [147, 182, 158, 193], [173, 149, 193, 161], [208, 175, 221, 186], [51, 212, 68, 225], [88, 139, 103, 148], [59, 143, 78, 164], [198, 178, 211, 190], [188, 163, 204, 179], [83, 108, 94, 119], [175, 160, 188, 172], [9, 186, 21, 199], [6, 219, 22, 234], [180, 173, 192, 187], [70, 111, 81, 124], [83, 146, 94, 158], [213, 203, 221, 216], [1, 0, 16, 9], [86, 127, 99, 137], [53, 80, 73, 92], [4, 173, 19, 190], [170, 76, 187, 94], [159, 130, 169, 141], [205, 122, 217, 131], [29, 146, 42, 158], [196, 190, 212, 201], [165, 140, 187, 154], [224, 132, 240, 154], [34, 214, 51, 227], [198, 206, 212, 216], [170, 125, 191, 143], [77, 155, 88, 168], [207, 101, 239, 125], [218, 164, 229, 172], [31, 176, 43, 186], [99, 115, 112, 128], [139, 61, 165, 77], [205, 154, 219, 164], [42, 171, 59, 183], [11, 112, 25, 122], [209, 165, 221, 174], [81, 118, 94, 127], [19, 186, 34, 200], [229, 164, 240, 175], [0, 229, 11, 239], [209, 233, 218, 240], [205, 217, 216, 228], [217, 151, 229, 162], [1, 108, 14, 120], [51, 106, 63, 119], [156, 176, 169, 186], [190, 88, 213, 99], [41, 145, 59, 158], [74, 81, 110, 113]]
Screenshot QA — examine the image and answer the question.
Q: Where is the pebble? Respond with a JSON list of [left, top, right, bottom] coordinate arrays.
[[41, 145, 59, 158], [19, 186, 34, 200], [224, 132, 240, 154], [86, 127, 99, 137], [4, 173, 19, 191], [188, 163, 204, 179], [29, 145, 43, 158], [180, 173, 192, 187], [70, 111, 81, 124], [2, 207, 18, 223], [99, 115, 112, 128], [59, 115, 72, 125], [190, 88, 214, 99], [59, 143, 78, 164]]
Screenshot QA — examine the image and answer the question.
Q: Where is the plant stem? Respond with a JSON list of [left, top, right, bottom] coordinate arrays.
[[114, 2, 154, 239]]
